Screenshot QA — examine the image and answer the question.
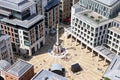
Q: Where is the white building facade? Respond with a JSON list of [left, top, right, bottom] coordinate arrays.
[[65, 0, 120, 63]]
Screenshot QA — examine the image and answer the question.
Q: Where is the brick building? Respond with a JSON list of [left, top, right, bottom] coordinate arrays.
[[4, 59, 34, 80]]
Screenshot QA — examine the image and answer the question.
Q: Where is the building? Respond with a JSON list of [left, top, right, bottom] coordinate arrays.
[[31, 70, 67, 80], [78, 0, 120, 18], [0, 60, 11, 79], [65, 0, 120, 64], [32, 0, 60, 35], [103, 55, 120, 80], [4, 59, 34, 80], [59, 0, 79, 23], [106, 16, 120, 55], [0, 31, 14, 63], [60, 0, 71, 22], [0, 0, 45, 56], [71, 0, 79, 6]]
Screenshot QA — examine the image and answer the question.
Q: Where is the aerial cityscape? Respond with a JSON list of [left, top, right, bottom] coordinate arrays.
[[0, 0, 120, 80]]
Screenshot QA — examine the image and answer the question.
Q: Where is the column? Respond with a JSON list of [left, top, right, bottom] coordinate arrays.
[[91, 50, 93, 57], [80, 42, 82, 49], [104, 58, 106, 66], [75, 38, 77, 46], [97, 54, 100, 62], [85, 46, 88, 53], [70, 35, 72, 46], [29, 49, 32, 56]]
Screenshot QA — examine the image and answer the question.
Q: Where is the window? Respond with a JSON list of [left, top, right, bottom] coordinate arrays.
[[114, 33, 117, 37], [83, 23, 86, 27], [87, 25, 90, 29], [80, 20, 82, 25], [91, 27, 94, 31], [110, 31, 113, 35]]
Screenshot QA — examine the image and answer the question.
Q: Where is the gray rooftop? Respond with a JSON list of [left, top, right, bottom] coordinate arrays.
[[97, 0, 118, 6], [1, 14, 44, 28], [0, 0, 35, 12], [51, 64, 62, 71], [7, 59, 32, 77], [95, 46, 116, 61], [0, 60, 11, 71], [104, 55, 120, 80], [75, 10, 108, 27], [31, 70, 67, 80]]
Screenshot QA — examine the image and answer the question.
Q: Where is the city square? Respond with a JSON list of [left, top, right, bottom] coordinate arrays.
[[27, 30, 108, 80]]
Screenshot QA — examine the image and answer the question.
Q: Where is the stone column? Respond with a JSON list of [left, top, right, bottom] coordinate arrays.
[[56, 24, 59, 46], [104, 58, 106, 66], [97, 54, 100, 62], [91, 50, 93, 57], [85, 46, 88, 53], [80, 42, 82, 49], [70, 35, 72, 46], [29, 49, 32, 56], [75, 38, 77, 46]]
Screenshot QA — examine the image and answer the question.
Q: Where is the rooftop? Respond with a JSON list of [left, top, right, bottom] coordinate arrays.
[[1, 14, 44, 29], [95, 46, 116, 61], [45, 0, 59, 11], [109, 27, 120, 34], [97, 0, 118, 6], [51, 64, 62, 71], [31, 70, 67, 80], [0, 60, 11, 71], [6, 59, 32, 77], [75, 10, 108, 26], [113, 15, 120, 23], [0, 0, 35, 12], [104, 55, 120, 80]]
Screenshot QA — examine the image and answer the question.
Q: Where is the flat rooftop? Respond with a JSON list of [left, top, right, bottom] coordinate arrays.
[[104, 55, 120, 80], [31, 70, 67, 80], [0, 0, 35, 12], [6, 59, 32, 77], [94, 46, 116, 61], [45, 0, 59, 11], [1, 14, 44, 29], [113, 15, 120, 22], [0, 60, 11, 71], [96, 0, 118, 6], [75, 10, 108, 26], [109, 27, 120, 34]]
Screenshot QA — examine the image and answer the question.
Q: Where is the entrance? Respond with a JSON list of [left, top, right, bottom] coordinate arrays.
[[32, 47, 35, 54], [40, 41, 43, 48]]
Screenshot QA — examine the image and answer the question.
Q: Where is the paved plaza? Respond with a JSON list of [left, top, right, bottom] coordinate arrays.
[[19, 29, 108, 80]]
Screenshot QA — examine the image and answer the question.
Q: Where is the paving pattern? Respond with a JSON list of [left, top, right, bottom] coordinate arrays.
[[27, 31, 108, 80]]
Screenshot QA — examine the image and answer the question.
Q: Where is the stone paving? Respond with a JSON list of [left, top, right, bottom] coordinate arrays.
[[22, 30, 108, 80]]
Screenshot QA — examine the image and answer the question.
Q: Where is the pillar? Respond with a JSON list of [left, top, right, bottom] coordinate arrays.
[[97, 54, 100, 62], [75, 38, 77, 46], [85, 46, 88, 53], [29, 49, 32, 56], [104, 58, 106, 66], [70, 35, 72, 46], [80, 42, 82, 49]]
